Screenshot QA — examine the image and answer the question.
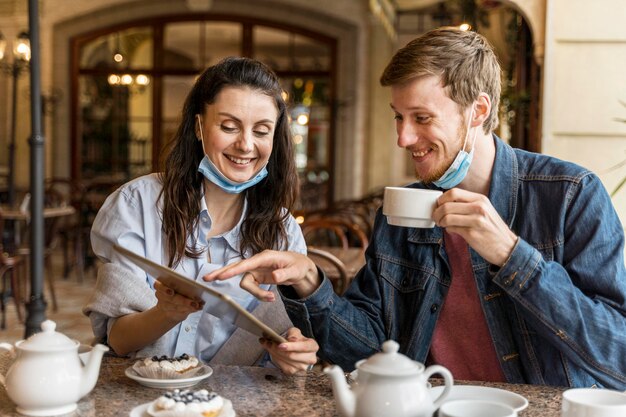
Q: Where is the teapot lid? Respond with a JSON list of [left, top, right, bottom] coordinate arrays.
[[18, 320, 78, 351], [357, 340, 424, 376]]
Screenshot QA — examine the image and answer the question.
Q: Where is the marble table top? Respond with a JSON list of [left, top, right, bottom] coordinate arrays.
[[0, 354, 566, 416]]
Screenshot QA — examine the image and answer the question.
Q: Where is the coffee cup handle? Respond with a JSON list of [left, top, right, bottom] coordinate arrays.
[[423, 364, 454, 408]]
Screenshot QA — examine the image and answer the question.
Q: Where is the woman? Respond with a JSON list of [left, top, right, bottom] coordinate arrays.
[[84, 57, 318, 374]]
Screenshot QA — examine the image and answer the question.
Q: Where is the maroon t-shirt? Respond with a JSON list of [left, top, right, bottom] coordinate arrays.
[[429, 231, 506, 382]]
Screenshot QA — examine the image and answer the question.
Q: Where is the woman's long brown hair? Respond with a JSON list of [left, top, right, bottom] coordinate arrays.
[[159, 57, 298, 267]]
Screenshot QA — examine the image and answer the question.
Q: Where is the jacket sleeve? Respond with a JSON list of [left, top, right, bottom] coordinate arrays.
[[493, 172, 626, 388]]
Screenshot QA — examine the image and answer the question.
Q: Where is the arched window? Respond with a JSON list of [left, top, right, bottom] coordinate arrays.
[[72, 17, 336, 210]]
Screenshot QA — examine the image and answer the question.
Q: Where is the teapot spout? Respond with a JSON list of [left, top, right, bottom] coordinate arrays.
[[79, 344, 109, 398], [324, 365, 355, 417]]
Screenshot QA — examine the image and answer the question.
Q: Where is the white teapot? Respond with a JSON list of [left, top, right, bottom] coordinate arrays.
[[325, 340, 453, 417], [0, 319, 109, 416]]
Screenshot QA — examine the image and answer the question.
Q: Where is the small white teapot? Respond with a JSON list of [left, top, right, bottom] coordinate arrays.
[[325, 340, 453, 417], [0, 319, 109, 416]]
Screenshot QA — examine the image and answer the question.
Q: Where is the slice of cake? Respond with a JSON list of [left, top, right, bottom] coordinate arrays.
[[148, 389, 232, 417], [133, 354, 202, 379]]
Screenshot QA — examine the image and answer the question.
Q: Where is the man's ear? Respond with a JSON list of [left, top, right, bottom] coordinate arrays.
[[472, 92, 491, 128]]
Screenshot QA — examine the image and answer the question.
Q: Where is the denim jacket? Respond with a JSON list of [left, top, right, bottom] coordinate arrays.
[[282, 136, 626, 389]]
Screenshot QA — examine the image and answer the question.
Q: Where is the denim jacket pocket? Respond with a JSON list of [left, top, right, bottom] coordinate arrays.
[[379, 257, 439, 349], [379, 258, 432, 292]]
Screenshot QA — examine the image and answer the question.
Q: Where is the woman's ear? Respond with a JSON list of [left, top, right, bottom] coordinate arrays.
[[471, 92, 491, 128]]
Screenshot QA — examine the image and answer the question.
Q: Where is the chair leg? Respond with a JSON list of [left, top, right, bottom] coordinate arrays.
[[0, 296, 5, 330], [45, 256, 58, 312], [9, 267, 25, 323], [75, 231, 85, 282], [0, 266, 8, 330], [62, 232, 71, 279], [0, 264, 25, 328]]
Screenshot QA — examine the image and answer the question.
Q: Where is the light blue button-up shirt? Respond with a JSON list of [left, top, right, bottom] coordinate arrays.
[[91, 173, 306, 361]]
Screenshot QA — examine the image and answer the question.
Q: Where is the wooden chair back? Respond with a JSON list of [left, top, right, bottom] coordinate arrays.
[[307, 247, 350, 295], [301, 219, 350, 249]]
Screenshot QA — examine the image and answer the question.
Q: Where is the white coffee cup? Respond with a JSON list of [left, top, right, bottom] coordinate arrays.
[[383, 186, 443, 228], [438, 400, 517, 417], [561, 388, 626, 417]]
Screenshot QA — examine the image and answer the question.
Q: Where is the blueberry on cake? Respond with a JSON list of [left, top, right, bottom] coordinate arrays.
[[132, 353, 202, 379], [149, 389, 227, 417]]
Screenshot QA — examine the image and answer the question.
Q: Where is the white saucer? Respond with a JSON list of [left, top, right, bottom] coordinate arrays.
[[129, 399, 235, 417], [125, 364, 213, 389], [429, 385, 529, 412]]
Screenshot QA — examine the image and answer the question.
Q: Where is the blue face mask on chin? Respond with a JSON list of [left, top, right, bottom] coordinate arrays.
[[195, 115, 269, 194], [432, 108, 478, 190], [198, 155, 268, 194]]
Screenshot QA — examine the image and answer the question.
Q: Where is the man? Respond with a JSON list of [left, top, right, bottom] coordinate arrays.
[[206, 27, 626, 389]]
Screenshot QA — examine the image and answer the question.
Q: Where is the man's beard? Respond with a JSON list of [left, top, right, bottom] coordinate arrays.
[[415, 114, 468, 184]]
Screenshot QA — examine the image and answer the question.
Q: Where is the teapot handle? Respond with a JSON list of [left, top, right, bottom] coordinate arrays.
[[0, 343, 16, 388], [423, 364, 454, 408]]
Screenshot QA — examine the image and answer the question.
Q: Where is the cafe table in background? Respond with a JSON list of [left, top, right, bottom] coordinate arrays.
[[0, 353, 566, 416], [0, 206, 76, 221], [0, 205, 76, 248]]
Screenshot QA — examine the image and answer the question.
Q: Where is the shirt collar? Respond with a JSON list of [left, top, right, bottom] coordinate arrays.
[[199, 185, 249, 255]]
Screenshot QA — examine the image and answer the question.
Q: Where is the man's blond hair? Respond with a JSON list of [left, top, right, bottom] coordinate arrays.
[[380, 27, 501, 133]]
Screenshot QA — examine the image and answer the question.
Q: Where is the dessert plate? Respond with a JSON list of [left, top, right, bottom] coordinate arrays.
[[129, 399, 235, 417], [125, 364, 213, 389], [429, 385, 529, 412]]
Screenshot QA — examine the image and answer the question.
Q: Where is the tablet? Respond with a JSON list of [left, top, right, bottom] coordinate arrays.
[[113, 244, 287, 344]]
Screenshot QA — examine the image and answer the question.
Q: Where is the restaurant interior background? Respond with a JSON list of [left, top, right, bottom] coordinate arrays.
[[0, 0, 625, 228]]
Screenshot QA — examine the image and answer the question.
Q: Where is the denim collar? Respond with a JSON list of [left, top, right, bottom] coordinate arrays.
[[488, 135, 518, 229]]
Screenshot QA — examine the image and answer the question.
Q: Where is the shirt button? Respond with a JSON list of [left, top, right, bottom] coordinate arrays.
[[185, 326, 191, 332], [430, 304, 438, 313]]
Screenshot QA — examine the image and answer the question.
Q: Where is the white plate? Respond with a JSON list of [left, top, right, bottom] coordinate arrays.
[[129, 403, 151, 417], [125, 364, 213, 389], [129, 399, 235, 417], [429, 385, 529, 412]]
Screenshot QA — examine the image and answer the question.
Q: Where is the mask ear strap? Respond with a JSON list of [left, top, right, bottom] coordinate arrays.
[[470, 118, 479, 149], [461, 106, 475, 153], [196, 114, 203, 142], [196, 114, 209, 156]]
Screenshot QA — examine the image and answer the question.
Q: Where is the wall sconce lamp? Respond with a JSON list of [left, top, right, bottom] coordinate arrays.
[[0, 30, 31, 207]]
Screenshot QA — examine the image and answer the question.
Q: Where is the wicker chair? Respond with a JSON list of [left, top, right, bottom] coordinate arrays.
[[0, 211, 27, 329], [307, 247, 350, 295]]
